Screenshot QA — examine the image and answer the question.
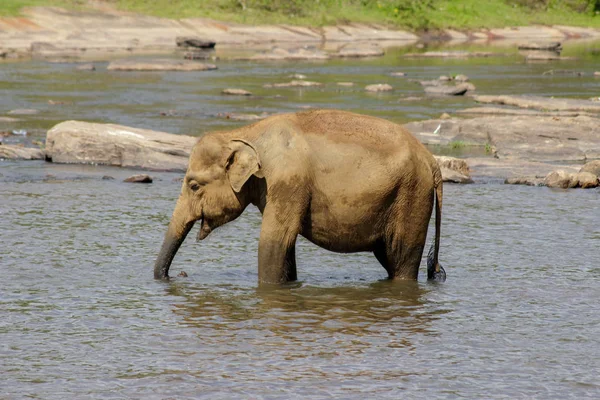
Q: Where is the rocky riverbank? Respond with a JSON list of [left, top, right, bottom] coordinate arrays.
[[3, 106, 599, 189], [2, 7, 600, 60]]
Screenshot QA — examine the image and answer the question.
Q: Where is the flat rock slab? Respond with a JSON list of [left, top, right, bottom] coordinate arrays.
[[424, 84, 470, 96], [107, 59, 217, 71], [0, 144, 44, 160], [45, 121, 197, 171], [474, 95, 600, 113], [264, 80, 323, 88], [404, 51, 497, 58], [246, 47, 330, 61], [457, 107, 596, 117], [404, 115, 600, 163], [334, 45, 384, 58]]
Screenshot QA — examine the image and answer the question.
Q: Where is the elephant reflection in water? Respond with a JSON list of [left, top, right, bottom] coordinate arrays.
[[165, 280, 446, 351]]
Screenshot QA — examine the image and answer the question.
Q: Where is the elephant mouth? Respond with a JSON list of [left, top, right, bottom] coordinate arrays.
[[196, 216, 212, 241]]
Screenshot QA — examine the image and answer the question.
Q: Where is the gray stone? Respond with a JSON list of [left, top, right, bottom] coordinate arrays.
[[220, 113, 269, 121], [390, 72, 406, 77], [544, 170, 574, 188], [107, 59, 217, 71], [579, 160, 600, 177], [439, 167, 473, 184], [518, 42, 562, 51], [222, 88, 252, 96], [504, 176, 546, 186], [405, 51, 496, 58], [337, 82, 355, 86], [365, 84, 393, 92], [454, 74, 470, 82], [403, 115, 600, 163], [424, 84, 470, 96], [0, 144, 44, 160], [8, 109, 39, 115], [45, 120, 196, 171], [575, 172, 599, 188], [435, 156, 470, 177], [265, 80, 323, 88], [124, 174, 153, 183], [474, 95, 600, 113], [247, 47, 329, 61]]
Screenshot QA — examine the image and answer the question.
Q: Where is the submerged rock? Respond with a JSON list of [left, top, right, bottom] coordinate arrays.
[[405, 51, 496, 58], [334, 44, 384, 58], [264, 80, 323, 88], [8, 109, 39, 115], [124, 174, 153, 183], [75, 63, 96, 71], [220, 112, 269, 121]]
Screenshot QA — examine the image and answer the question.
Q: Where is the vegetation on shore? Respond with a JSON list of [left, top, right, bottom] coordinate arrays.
[[1, 0, 599, 30]]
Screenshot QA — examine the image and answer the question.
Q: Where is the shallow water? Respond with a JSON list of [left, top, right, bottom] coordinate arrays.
[[2, 43, 600, 398]]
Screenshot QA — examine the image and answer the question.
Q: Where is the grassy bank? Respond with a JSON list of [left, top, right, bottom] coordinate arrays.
[[2, 0, 599, 30]]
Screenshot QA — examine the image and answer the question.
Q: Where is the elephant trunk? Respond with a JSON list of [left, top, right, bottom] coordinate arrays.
[[154, 200, 196, 279]]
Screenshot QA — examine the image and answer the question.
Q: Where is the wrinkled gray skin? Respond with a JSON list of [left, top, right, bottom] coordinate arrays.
[[155, 110, 445, 284]]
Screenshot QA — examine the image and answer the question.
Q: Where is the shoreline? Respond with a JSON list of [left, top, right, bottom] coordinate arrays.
[[2, 7, 600, 60]]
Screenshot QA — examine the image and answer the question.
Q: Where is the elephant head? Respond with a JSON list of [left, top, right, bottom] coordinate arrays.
[[154, 134, 264, 279]]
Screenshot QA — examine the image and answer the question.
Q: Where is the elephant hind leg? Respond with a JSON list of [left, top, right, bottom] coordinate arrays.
[[374, 238, 425, 280]]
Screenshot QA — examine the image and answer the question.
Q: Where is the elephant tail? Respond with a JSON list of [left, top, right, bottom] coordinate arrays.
[[427, 165, 446, 281]]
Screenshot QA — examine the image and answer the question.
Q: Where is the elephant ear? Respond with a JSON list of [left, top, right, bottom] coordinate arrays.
[[225, 139, 263, 192]]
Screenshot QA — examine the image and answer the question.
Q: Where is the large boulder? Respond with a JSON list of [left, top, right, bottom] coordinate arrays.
[[404, 115, 600, 163], [579, 160, 600, 177], [434, 156, 473, 184], [0, 144, 44, 160], [45, 121, 196, 171], [544, 170, 599, 189]]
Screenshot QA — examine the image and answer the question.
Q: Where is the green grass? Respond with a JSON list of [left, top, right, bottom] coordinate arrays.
[[0, 0, 83, 16], [2, 0, 599, 30]]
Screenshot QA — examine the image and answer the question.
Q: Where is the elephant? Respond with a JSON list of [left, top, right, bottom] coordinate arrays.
[[154, 109, 446, 284]]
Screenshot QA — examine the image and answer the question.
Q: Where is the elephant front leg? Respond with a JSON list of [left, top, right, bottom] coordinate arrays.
[[257, 205, 300, 284]]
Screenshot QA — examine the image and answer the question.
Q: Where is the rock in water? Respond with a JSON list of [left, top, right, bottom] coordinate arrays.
[[365, 84, 393, 92], [222, 88, 252, 96], [124, 174, 153, 183], [579, 160, 600, 177], [176, 37, 216, 49]]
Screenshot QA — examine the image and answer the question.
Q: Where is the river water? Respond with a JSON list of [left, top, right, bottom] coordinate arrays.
[[1, 42, 600, 398]]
